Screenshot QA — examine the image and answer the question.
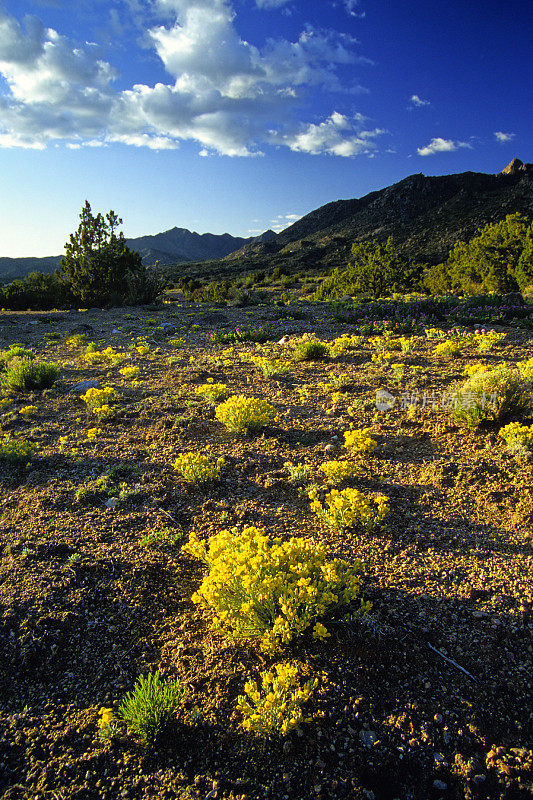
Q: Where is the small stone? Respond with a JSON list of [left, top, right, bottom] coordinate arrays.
[[359, 730, 378, 748], [434, 752, 446, 762], [70, 379, 99, 393], [325, 443, 339, 452], [434, 714, 443, 724], [472, 775, 486, 785], [433, 780, 447, 790], [106, 497, 119, 509]]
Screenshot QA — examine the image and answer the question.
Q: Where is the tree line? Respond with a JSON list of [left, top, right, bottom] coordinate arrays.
[[315, 213, 533, 299]]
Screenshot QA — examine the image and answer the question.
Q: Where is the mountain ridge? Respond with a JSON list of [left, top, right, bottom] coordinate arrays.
[[222, 159, 533, 273]]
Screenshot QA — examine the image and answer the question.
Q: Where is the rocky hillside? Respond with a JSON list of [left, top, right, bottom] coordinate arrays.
[[222, 158, 533, 274]]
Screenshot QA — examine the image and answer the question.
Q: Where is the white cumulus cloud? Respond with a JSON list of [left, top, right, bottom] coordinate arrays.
[[0, 3, 378, 156], [410, 94, 430, 107], [417, 137, 471, 156], [281, 111, 385, 156], [494, 131, 515, 143]]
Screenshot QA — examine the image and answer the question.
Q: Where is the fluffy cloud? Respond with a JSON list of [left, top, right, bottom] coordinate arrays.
[[417, 137, 471, 156], [0, 3, 377, 156], [281, 111, 384, 156], [494, 131, 515, 143], [410, 94, 430, 107]]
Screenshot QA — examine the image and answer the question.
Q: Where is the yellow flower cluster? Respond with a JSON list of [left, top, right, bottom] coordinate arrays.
[[517, 357, 533, 382], [499, 422, 533, 455], [424, 327, 446, 339], [433, 340, 461, 358], [463, 363, 493, 377], [98, 707, 113, 729], [309, 487, 389, 532], [237, 662, 317, 738], [86, 427, 101, 440], [183, 526, 368, 651], [195, 382, 231, 404], [173, 452, 225, 483], [329, 335, 362, 358], [83, 344, 124, 365], [18, 405, 37, 417], [398, 336, 417, 353], [119, 365, 140, 380], [473, 331, 506, 352], [215, 395, 275, 434], [371, 350, 396, 364], [319, 460, 359, 484], [343, 428, 377, 453], [80, 386, 117, 420]]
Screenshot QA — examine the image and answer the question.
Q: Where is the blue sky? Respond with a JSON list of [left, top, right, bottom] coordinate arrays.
[[0, 0, 530, 256]]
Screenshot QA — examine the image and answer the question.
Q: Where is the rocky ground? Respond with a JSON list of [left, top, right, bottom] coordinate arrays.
[[0, 300, 531, 800]]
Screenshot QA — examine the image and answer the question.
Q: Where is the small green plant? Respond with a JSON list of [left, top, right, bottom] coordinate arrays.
[[284, 461, 311, 483], [173, 452, 225, 483], [451, 366, 531, 427], [1, 359, 60, 392], [184, 526, 370, 652], [215, 395, 276, 434], [118, 671, 183, 745], [0, 435, 38, 464], [498, 422, 533, 455], [293, 339, 328, 362], [237, 662, 317, 738], [139, 528, 183, 548], [309, 487, 389, 531], [250, 356, 292, 379]]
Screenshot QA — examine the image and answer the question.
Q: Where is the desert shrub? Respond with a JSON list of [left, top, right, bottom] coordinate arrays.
[[173, 452, 225, 483], [1, 359, 60, 392], [309, 487, 389, 531], [293, 339, 328, 362], [0, 435, 38, 464], [195, 382, 231, 404], [118, 671, 183, 744], [183, 526, 370, 652], [237, 663, 317, 738], [215, 395, 275, 434], [319, 460, 359, 484], [498, 422, 533, 455], [0, 345, 34, 366], [451, 366, 531, 427]]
